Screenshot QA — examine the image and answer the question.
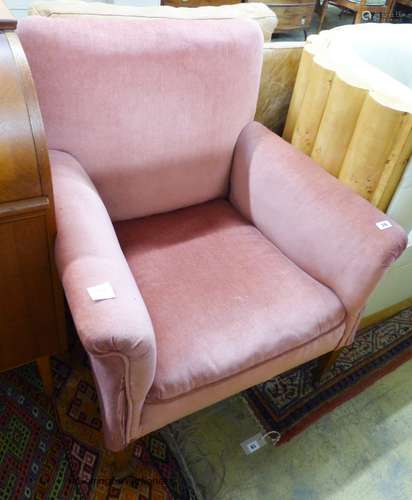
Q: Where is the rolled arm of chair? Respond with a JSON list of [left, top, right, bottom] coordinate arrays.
[[50, 150, 156, 450], [230, 122, 407, 347]]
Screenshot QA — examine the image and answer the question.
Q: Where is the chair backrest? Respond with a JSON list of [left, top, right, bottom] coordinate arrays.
[[18, 17, 263, 221], [29, 1, 278, 43]]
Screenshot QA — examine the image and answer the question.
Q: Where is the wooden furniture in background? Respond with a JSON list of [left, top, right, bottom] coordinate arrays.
[[0, 3, 66, 394], [162, 0, 239, 6], [393, 0, 412, 21], [316, 0, 395, 32], [396, 0, 412, 7], [256, 0, 316, 37]]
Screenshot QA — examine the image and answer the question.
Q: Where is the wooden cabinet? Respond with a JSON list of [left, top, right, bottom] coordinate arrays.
[[162, 0, 239, 6], [0, 8, 66, 393], [256, 0, 316, 34], [160, 0, 313, 34]]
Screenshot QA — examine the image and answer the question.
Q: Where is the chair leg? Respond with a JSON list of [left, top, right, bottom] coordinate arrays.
[[312, 349, 343, 385], [354, 8, 364, 23], [112, 443, 135, 479], [382, 0, 395, 22], [36, 356, 54, 396], [316, 0, 329, 32]]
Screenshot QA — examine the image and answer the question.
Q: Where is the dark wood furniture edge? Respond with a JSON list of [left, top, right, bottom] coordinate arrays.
[[0, 196, 49, 218], [0, 0, 17, 30], [0, 5, 67, 394], [4, 31, 67, 354]]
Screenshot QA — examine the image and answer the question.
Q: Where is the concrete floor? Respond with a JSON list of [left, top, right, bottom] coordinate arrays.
[[168, 359, 412, 500]]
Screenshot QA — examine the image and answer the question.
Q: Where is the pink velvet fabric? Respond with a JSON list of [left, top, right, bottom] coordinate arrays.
[[115, 200, 346, 401], [230, 122, 408, 347], [22, 16, 407, 452], [18, 17, 263, 222], [139, 322, 344, 435], [49, 150, 156, 450]]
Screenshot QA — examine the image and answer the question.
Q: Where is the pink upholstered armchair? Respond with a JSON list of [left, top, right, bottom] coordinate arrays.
[[18, 16, 406, 453]]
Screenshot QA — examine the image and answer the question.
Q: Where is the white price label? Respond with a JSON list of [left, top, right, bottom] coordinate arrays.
[[87, 282, 116, 301], [376, 220, 393, 231]]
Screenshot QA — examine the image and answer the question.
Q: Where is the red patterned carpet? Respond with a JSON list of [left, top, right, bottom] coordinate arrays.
[[2, 307, 412, 498], [0, 342, 197, 499]]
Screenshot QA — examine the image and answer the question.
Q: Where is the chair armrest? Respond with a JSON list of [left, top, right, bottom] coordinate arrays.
[[50, 150, 156, 450], [230, 122, 407, 346]]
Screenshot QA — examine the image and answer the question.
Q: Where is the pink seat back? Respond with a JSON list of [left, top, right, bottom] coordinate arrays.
[[18, 17, 263, 221]]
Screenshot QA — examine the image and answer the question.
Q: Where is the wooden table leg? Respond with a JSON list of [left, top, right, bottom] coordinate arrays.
[[354, 8, 364, 23], [382, 0, 395, 22], [354, 0, 368, 23], [316, 0, 329, 32], [36, 355, 54, 396]]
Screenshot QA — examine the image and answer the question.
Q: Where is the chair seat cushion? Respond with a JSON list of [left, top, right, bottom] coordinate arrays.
[[115, 200, 346, 402]]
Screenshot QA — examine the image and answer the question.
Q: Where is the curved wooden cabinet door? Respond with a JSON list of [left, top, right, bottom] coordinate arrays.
[[0, 17, 66, 372]]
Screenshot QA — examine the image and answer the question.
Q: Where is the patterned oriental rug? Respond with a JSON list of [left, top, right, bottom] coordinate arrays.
[[0, 342, 197, 500], [245, 307, 412, 445], [1, 307, 412, 499]]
